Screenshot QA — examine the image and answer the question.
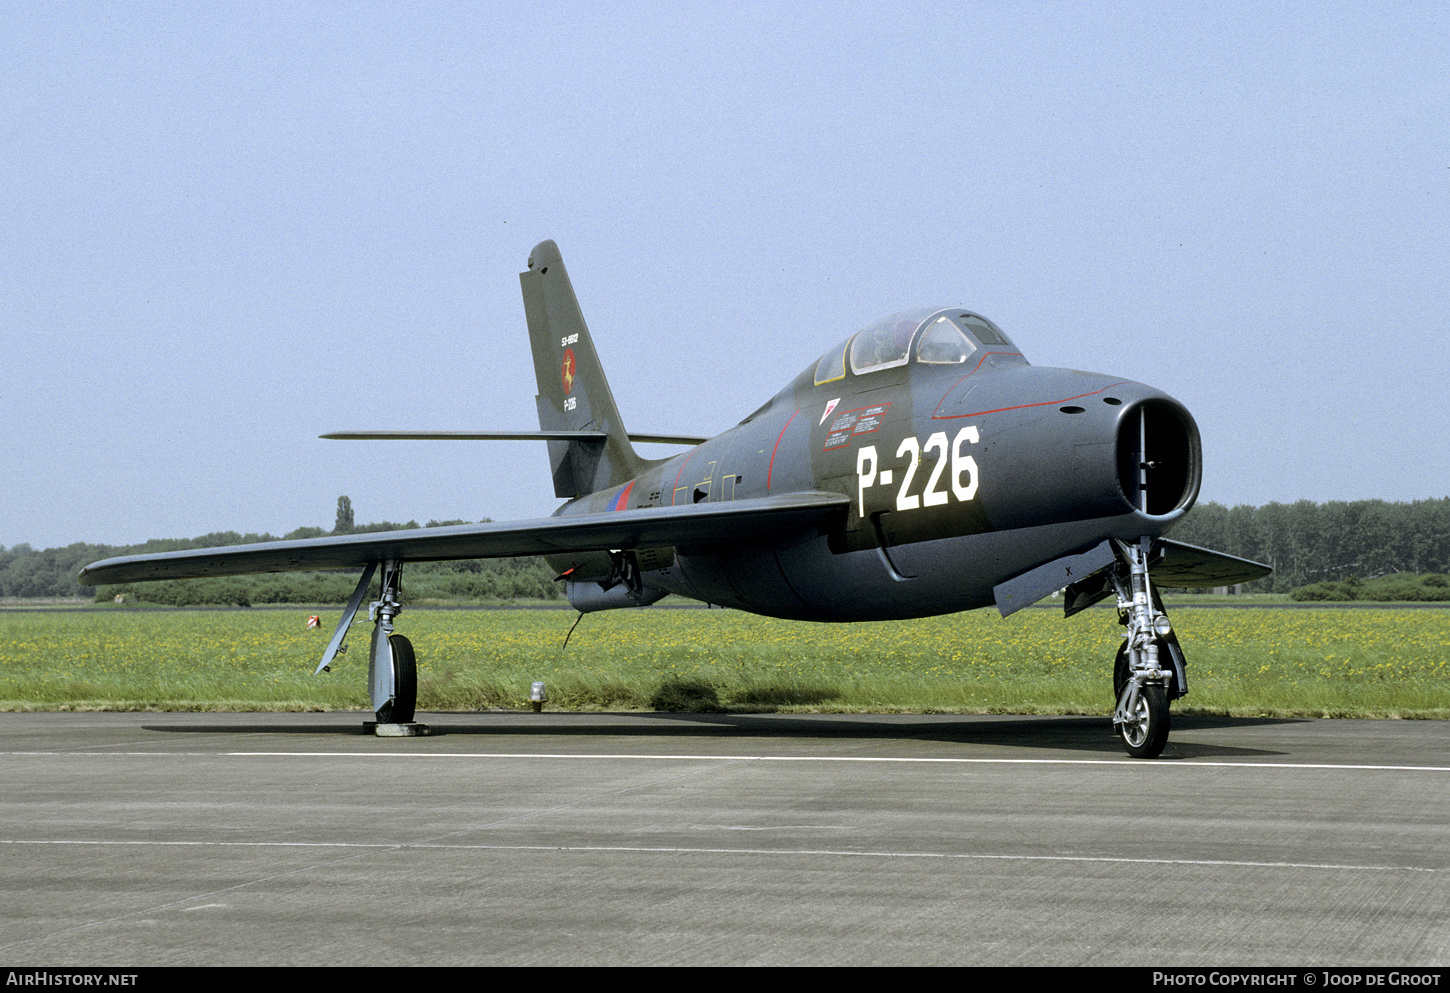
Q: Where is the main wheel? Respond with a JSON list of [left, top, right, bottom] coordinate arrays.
[[387, 633, 417, 724], [1118, 682, 1169, 758]]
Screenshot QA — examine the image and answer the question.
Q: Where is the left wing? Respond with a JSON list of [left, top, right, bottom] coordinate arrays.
[[320, 431, 712, 446], [1152, 538, 1273, 588], [997, 537, 1273, 618], [78, 492, 849, 586]]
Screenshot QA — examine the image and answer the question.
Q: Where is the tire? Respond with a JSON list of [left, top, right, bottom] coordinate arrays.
[[1118, 683, 1169, 759], [1113, 642, 1130, 703], [387, 633, 417, 724]]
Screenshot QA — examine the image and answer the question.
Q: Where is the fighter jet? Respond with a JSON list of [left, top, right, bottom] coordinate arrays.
[[80, 240, 1270, 757]]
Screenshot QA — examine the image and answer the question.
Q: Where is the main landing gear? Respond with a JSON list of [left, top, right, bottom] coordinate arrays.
[[1106, 538, 1186, 759], [315, 560, 430, 737]]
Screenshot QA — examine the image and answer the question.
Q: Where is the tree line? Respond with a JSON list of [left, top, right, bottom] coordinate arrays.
[[3, 496, 1447, 601], [0, 499, 560, 602], [1165, 497, 1450, 593]]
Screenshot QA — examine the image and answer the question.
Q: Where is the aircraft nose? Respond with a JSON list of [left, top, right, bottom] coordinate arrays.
[[964, 371, 1201, 531]]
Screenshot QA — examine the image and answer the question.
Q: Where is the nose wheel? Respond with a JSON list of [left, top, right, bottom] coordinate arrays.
[[1116, 679, 1169, 758]]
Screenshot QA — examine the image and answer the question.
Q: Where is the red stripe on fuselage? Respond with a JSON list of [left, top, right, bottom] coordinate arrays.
[[669, 448, 699, 506], [767, 408, 800, 491], [930, 354, 1130, 419]]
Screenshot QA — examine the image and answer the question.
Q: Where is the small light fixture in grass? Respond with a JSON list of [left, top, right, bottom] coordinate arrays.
[[530, 681, 547, 712]]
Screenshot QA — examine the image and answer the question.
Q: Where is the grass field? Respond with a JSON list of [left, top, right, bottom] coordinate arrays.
[[1, 605, 1446, 718]]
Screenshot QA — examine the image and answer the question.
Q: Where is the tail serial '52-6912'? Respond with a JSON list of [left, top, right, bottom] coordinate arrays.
[[82, 240, 1270, 757]]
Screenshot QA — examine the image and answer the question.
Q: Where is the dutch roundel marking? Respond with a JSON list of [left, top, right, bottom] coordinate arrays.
[[561, 348, 576, 395], [857, 425, 979, 517]]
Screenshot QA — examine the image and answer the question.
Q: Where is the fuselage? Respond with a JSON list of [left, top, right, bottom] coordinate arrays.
[[551, 307, 1201, 621]]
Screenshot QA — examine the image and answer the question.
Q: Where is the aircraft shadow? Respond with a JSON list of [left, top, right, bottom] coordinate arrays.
[[146, 711, 1301, 759]]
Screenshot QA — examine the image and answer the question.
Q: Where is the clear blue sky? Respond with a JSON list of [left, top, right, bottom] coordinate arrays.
[[4, 1, 1447, 550]]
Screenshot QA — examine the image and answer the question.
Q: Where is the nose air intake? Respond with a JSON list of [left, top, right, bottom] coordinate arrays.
[[1117, 399, 1200, 517]]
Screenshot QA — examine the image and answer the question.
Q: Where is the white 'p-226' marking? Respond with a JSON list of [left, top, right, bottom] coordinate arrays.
[[857, 426, 979, 517]]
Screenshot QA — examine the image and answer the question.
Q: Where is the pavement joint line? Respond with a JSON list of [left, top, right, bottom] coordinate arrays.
[[0, 844, 391, 953], [6, 751, 1449, 772], [110, 751, 1450, 772], [231, 753, 1450, 772], [0, 764, 733, 951], [0, 838, 1437, 873]]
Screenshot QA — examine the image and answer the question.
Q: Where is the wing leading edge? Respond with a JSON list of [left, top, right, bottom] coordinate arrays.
[[78, 492, 850, 586], [319, 431, 712, 446], [997, 537, 1273, 618]]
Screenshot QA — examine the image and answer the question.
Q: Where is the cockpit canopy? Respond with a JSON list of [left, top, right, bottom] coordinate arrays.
[[813, 307, 1019, 385]]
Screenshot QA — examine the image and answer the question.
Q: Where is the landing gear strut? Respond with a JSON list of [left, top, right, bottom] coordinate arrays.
[[315, 559, 430, 737], [365, 560, 427, 735], [1107, 538, 1184, 758]]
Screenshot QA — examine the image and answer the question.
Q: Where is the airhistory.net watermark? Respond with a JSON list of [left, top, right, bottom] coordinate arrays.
[[6, 974, 138, 986]]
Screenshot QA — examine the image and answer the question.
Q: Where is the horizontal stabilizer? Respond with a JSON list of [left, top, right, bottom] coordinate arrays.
[[321, 431, 709, 446], [79, 492, 850, 586]]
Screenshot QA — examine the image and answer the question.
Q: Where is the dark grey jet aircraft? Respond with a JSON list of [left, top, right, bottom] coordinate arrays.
[[81, 240, 1269, 757]]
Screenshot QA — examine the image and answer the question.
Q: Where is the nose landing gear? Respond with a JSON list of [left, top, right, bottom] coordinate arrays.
[[1107, 538, 1185, 759]]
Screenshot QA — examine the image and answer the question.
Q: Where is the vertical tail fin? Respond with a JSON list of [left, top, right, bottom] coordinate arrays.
[[520, 240, 647, 498]]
